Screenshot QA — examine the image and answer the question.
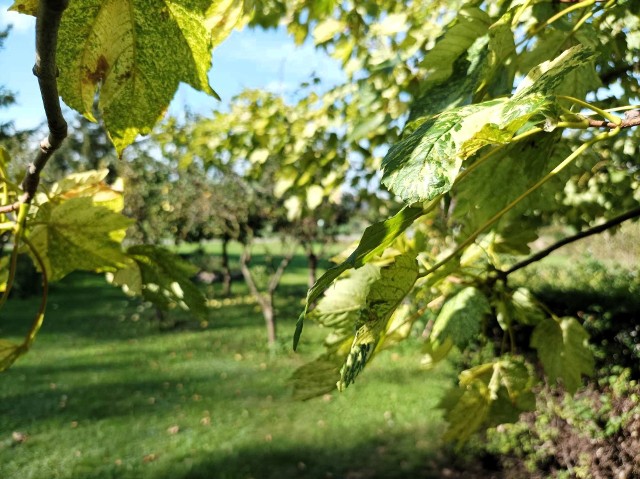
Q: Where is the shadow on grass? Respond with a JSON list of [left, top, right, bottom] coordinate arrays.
[[150, 440, 456, 479], [0, 270, 309, 342]]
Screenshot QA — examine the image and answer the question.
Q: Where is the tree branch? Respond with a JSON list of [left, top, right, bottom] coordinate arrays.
[[267, 249, 295, 294], [502, 205, 640, 277], [239, 245, 268, 310], [587, 115, 640, 129], [0, 0, 68, 213]]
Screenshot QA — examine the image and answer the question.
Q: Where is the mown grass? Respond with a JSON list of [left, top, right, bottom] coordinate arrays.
[[2, 224, 638, 479], [0, 247, 455, 479]]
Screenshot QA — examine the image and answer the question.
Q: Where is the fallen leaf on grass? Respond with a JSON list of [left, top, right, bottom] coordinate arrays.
[[12, 431, 28, 443]]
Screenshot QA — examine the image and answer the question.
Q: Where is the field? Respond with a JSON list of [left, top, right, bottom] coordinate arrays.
[[0, 243, 456, 479]]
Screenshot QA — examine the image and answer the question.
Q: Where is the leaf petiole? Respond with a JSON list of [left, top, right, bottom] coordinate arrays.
[[558, 95, 622, 125]]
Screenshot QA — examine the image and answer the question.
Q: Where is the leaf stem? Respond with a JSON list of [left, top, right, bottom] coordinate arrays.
[[558, 95, 622, 125], [455, 128, 544, 185], [0, 203, 29, 309], [518, 0, 596, 47], [22, 236, 49, 347], [530, 0, 596, 37], [604, 104, 640, 114], [512, 0, 534, 27]]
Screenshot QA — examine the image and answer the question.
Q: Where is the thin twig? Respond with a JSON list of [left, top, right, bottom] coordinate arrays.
[[503, 205, 640, 277], [0, 0, 68, 213]]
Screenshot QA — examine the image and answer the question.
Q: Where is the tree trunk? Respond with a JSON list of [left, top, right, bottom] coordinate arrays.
[[239, 242, 295, 349], [307, 251, 318, 289], [221, 237, 232, 296], [263, 296, 277, 348]]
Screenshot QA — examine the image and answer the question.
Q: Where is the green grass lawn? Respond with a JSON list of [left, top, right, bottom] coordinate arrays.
[[0, 254, 454, 479]]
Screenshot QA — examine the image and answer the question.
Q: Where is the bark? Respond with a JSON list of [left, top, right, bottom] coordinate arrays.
[[221, 237, 232, 296]]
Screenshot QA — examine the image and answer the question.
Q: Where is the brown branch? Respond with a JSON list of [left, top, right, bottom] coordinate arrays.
[[267, 250, 295, 294], [0, 0, 68, 213], [502, 205, 640, 277], [587, 115, 640, 129], [239, 245, 268, 310]]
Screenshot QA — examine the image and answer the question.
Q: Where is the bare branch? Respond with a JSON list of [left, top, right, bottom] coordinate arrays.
[[267, 251, 295, 294], [502, 205, 640, 277], [240, 245, 269, 310]]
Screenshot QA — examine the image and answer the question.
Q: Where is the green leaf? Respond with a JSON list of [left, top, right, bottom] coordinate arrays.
[[313, 18, 346, 44], [311, 264, 379, 333], [419, 7, 491, 86], [43, 169, 125, 213], [338, 253, 418, 390], [382, 94, 551, 204], [453, 132, 561, 233], [515, 45, 596, 98], [306, 185, 324, 210], [429, 286, 490, 350], [294, 205, 424, 349], [0, 339, 24, 372], [206, 0, 251, 48], [27, 197, 132, 281], [291, 354, 343, 400], [494, 287, 545, 331], [485, 11, 517, 98], [440, 383, 490, 445], [517, 29, 601, 99], [410, 7, 516, 122], [33, 0, 233, 154], [8, 0, 37, 15], [441, 357, 535, 445], [0, 147, 10, 168], [410, 36, 489, 123], [292, 254, 418, 397], [531, 317, 594, 393], [110, 245, 208, 320]]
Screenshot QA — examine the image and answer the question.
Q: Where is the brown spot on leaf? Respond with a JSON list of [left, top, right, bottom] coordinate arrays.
[[118, 70, 132, 82], [85, 55, 109, 84]]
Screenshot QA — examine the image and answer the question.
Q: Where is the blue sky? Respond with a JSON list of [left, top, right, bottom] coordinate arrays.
[[0, 2, 345, 130]]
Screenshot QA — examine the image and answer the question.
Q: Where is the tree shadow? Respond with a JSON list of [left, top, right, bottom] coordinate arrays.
[[146, 438, 501, 479]]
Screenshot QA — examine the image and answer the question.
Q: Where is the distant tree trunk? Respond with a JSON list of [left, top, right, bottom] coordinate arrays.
[[221, 236, 232, 296], [307, 248, 318, 289], [262, 297, 277, 346], [239, 242, 295, 349]]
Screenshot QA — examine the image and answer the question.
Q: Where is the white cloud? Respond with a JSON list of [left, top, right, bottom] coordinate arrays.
[[0, 8, 35, 33]]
